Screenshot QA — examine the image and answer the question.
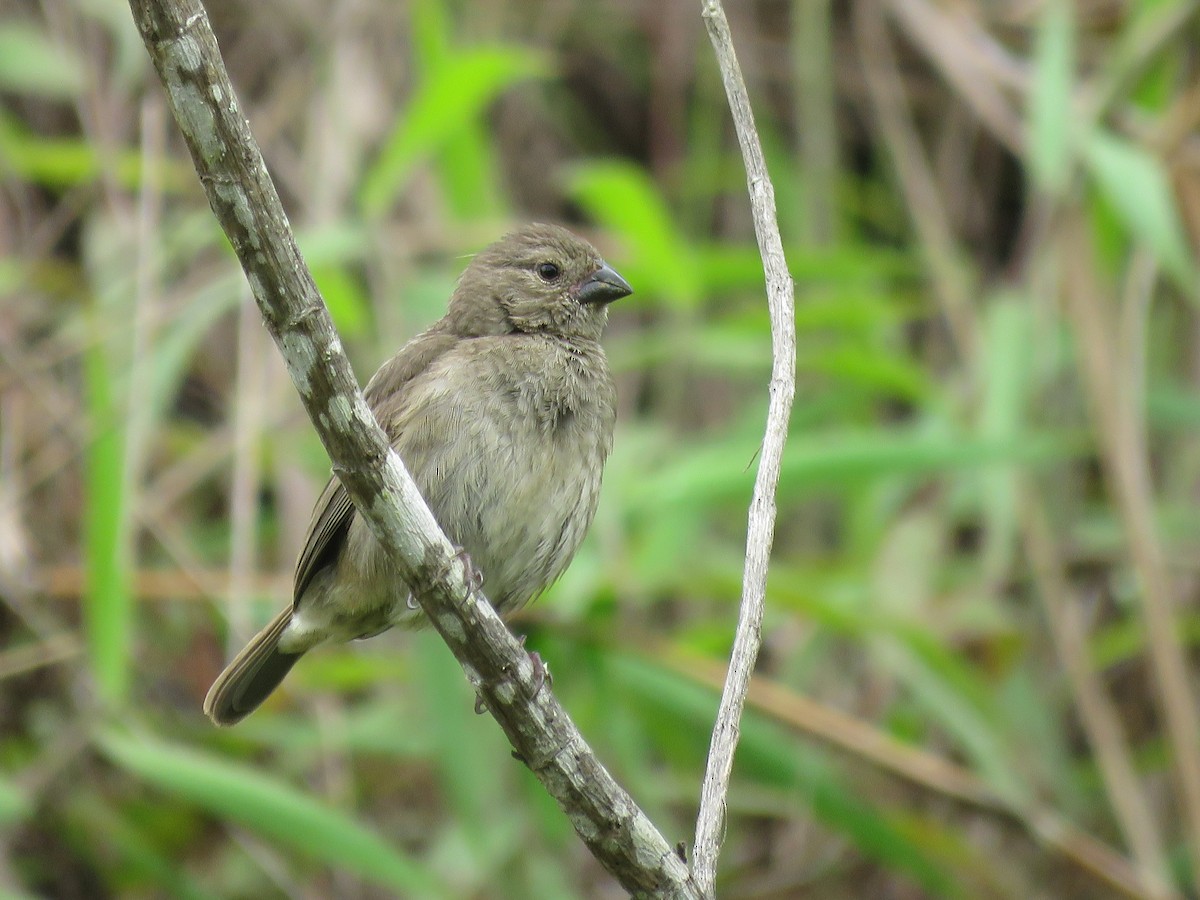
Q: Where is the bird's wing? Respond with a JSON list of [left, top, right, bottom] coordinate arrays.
[[292, 476, 355, 604], [292, 329, 460, 606]]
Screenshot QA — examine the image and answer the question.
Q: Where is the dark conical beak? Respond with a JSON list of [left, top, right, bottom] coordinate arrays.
[[576, 262, 633, 305]]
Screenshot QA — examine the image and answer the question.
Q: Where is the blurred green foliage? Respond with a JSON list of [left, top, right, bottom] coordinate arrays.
[[3, 0, 1200, 898]]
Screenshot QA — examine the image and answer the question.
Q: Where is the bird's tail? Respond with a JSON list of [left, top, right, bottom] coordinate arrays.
[[204, 606, 303, 726]]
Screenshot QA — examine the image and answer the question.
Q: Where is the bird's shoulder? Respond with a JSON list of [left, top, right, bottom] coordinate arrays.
[[291, 327, 458, 601], [362, 327, 460, 411]]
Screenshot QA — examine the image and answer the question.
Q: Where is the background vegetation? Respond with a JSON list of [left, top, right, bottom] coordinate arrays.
[[2, 0, 1199, 897]]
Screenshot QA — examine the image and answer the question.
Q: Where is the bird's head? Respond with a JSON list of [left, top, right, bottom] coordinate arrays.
[[447, 223, 632, 341]]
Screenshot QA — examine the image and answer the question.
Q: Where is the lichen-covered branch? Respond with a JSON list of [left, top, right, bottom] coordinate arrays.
[[127, 0, 699, 894], [691, 1, 797, 896]]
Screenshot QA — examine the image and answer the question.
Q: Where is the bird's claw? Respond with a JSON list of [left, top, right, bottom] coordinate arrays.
[[528, 650, 552, 694], [516, 635, 552, 694], [450, 546, 484, 595]]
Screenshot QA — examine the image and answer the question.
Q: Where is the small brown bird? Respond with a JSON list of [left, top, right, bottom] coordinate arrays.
[[205, 224, 631, 725]]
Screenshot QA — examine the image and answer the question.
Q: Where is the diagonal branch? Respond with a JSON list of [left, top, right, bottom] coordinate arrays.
[[691, 1, 796, 895], [126, 0, 699, 895]]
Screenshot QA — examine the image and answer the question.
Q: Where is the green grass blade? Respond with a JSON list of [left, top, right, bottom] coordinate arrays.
[[1085, 130, 1196, 291], [637, 426, 1083, 511], [873, 633, 1028, 806], [1028, 0, 1074, 194], [566, 160, 701, 306], [976, 295, 1033, 579], [436, 123, 506, 220], [83, 308, 133, 706], [98, 730, 448, 897], [359, 48, 547, 215], [0, 24, 85, 99], [65, 794, 215, 900], [0, 110, 185, 190], [0, 775, 31, 827], [415, 631, 515, 864]]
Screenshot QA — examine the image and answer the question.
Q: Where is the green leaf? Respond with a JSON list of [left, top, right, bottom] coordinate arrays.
[[1147, 380, 1200, 430], [1028, 0, 1074, 194], [873, 632, 1028, 806], [567, 160, 701, 306], [415, 632, 518, 874], [976, 295, 1033, 580], [406, 0, 508, 219], [83, 304, 133, 706], [0, 258, 22, 295], [0, 110, 184, 190], [0, 776, 31, 826], [0, 24, 85, 99], [360, 48, 547, 215], [805, 345, 932, 401], [1084, 130, 1196, 290], [636, 426, 1083, 511], [295, 221, 372, 267], [435, 123, 506, 220], [99, 731, 448, 898], [696, 243, 915, 295], [410, 0, 451, 71], [66, 795, 214, 900], [312, 264, 370, 337]]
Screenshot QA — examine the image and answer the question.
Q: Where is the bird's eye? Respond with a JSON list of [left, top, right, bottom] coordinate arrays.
[[536, 262, 561, 282]]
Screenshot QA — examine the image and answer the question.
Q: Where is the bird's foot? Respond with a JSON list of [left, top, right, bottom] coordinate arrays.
[[449, 546, 484, 595], [528, 649, 553, 695], [515, 634, 553, 694]]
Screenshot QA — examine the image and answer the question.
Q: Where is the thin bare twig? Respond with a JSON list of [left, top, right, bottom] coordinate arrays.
[[1061, 213, 1200, 876], [691, 2, 796, 895], [854, 1, 978, 361], [0, 634, 82, 681], [881, 0, 1200, 158], [884, 0, 1025, 156], [855, 3, 1182, 890], [127, 1, 699, 895], [667, 646, 1173, 900], [1021, 495, 1175, 897], [794, 0, 837, 245]]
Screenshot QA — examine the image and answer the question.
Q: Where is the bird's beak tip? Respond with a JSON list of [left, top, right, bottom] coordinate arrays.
[[576, 262, 633, 305]]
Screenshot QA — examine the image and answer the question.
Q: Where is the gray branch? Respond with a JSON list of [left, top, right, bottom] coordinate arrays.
[[126, 0, 700, 895], [692, 1, 797, 895]]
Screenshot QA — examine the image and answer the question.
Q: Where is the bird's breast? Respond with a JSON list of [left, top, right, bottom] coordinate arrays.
[[325, 336, 615, 632], [402, 337, 615, 613]]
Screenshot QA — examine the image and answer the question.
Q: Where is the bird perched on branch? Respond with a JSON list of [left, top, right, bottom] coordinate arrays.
[[205, 223, 632, 725]]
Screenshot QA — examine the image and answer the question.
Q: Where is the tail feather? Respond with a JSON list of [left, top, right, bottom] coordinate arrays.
[[204, 607, 302, 726]]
